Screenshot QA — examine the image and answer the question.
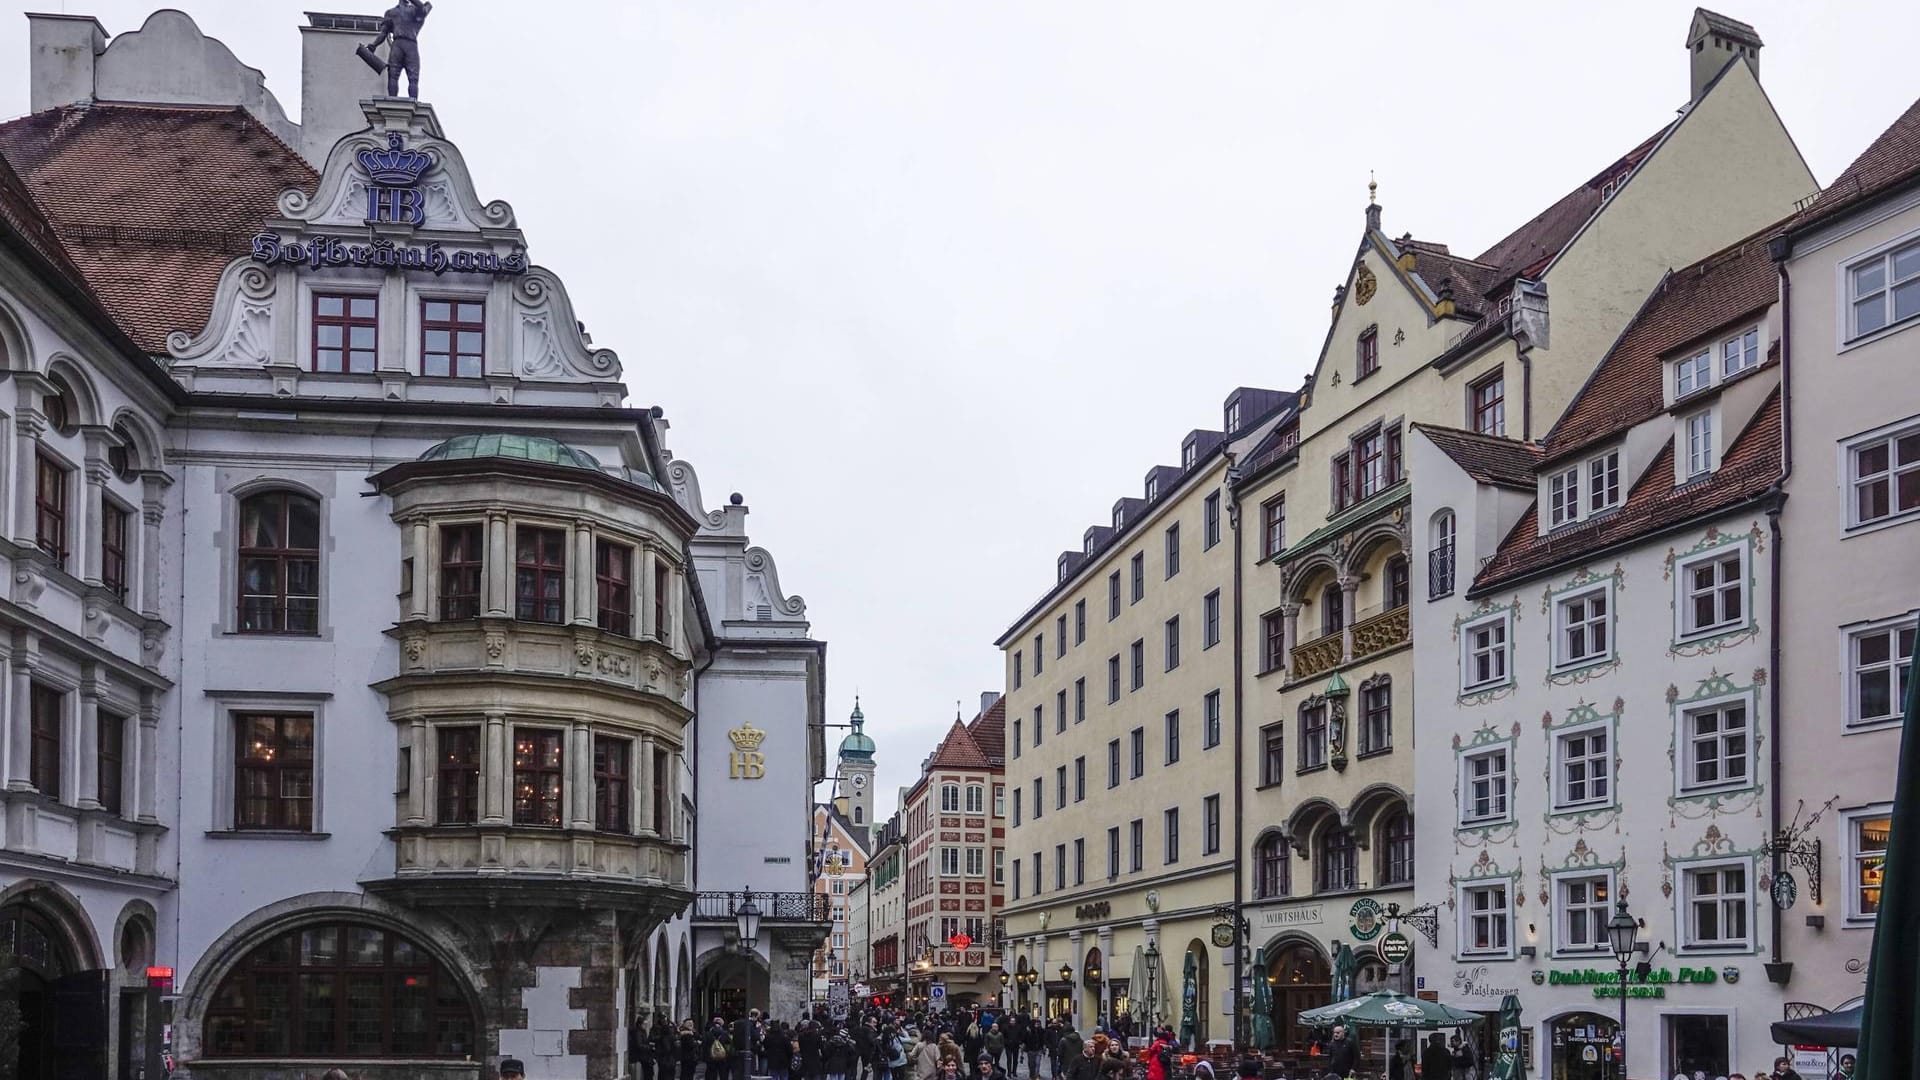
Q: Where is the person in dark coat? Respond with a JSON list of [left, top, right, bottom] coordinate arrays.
[[801, 1022, 828, 1080], [768, 1022, 796, 1080], [1325, 1025, 1358, 1080], [1064, 1038, 1104, 1080], [1422, 1033, 1454, 1080], [679, 1020, 705, 1080], [633, 1015, 659, 1080]]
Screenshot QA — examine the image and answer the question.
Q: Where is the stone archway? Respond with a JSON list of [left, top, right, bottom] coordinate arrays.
[[1181, 939, 1211, 1046], [1, 882, 108, 1080], [1263, 937, 1331, 1058], [693, 947, 770, 1021]]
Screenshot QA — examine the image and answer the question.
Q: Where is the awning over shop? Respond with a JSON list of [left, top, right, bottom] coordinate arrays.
[[1770, 1006, 1862, 1049]]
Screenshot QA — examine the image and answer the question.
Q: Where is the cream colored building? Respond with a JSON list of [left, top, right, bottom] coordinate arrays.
[[999, 388, 1297, 1039], [1771, 95, 1920, 1018], [1229, 9, 1815, 1061]]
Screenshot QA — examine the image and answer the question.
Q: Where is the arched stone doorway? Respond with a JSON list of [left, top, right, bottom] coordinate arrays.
[[1264, 939, 1330, 1059], [695, 949, 769, 1021], [2, 891, 107, 1080], [1181, 940, 1210, 1046]]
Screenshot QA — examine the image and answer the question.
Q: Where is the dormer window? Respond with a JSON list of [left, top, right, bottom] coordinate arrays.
[[1548, 468, 1580, 528], [1675, 323, 1763, 399], [1113, 506, 1126, 529], [1588, 452, 1621, 513], [1182, 442, 1197, 469], [1721, 326, 1759, 377], [1145, 475, 1159, 501], [1676, 349, 1712, 397], [1543, 449, 1623, 530], [1685, 411, 1715, 479], [1225, 400, 1242, 434]]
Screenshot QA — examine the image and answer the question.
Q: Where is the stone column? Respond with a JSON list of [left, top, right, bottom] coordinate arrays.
[[408, 518, 431, 621], [1096, 926, 1115, 1023], [1068, 930, 1084, 1022], [11, 404, 44, 550], [406, 718, 429, 825], [1339, 576, 1359, 663], [7, 650, 34, 792], [139, 478, 166, 620], [75, 669, 100, 809], [135, 689, 158, 823], [1280, 603, 1300, 678], [573, 522, 596, 627], [483, 711, 508, 824], [637, 734, 657, 834], [80, 437, 110, 585], [485, 513, 510, 617], [569, 721, 594, 829]]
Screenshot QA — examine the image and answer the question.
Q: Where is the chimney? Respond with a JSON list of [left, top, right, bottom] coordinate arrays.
[[979, 691, 1001, 716], [300, 12, 387, 167], [28, 13, 107, 113], [1686, 9, 1762, 104]]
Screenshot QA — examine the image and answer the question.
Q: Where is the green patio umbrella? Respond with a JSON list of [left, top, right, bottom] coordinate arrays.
[[1330, 942, 1357, 1002], [1860, 621, 1920, 1080], [1490, 994, 1524, 1080], [1180, 950, 1199, 1048], [1299, 990, 1482, 1030], [1249, 948, 1276, 1050]]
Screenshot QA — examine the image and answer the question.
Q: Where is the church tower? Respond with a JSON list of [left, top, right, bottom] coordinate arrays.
[[837, 698, 877, 827]]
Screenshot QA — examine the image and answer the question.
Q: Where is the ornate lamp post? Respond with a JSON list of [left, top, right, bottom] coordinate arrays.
[[1144, 941, 1161, 1033], [737, 888, 762, 951], [1606, 900, 1639, 1080]]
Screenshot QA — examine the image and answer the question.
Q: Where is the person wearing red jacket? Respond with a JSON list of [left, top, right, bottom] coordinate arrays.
[[1145, 1029, 1177, 1080]]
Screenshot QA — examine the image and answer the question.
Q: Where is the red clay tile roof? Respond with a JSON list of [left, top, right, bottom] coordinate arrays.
[[0, 151, 94, 296], [927, 718, 992, 772], [1473, 125, 1673, 283], [965, 699, 1006, 765], [1406, 245, 1504, 311], [1540, 226, 1781, 462], [1472, 387, 1780, 593], [1786, 96, 1920, 237], [0, 102, 317, 353], [1413, 424, 1543, 490]]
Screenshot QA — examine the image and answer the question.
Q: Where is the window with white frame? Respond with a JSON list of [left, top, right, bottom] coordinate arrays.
[[1675, 349, 1712, 397], [1681, 862, 1750, 949], [1554, 726, 1611, 809], [1847, 809, 1891, 920], [1549, 468, 1580, 528], [1849, 618, 1916, 726], [1461, 884, 1511, 955], [1461, 615, 1510, 692], [1555, 586, 1611, 668], [966, 848, 984, 876], [1589, 451, 1621, 513], [1684, 410, 1715, 478], [1721, 325, 1760, 377], [940, 784, 960, 812], [1460, 748, 1510, 825], [965, 784, 984, 813], [1681, 700, 1750, 791], [1679, 548, 1744, 637], [1556, 873, 1613, 954], [994, 847, 1005, 885], [1848, 238, 1920, 339], [940, 847, 960, 876], [1847, 423, 1920, 528]]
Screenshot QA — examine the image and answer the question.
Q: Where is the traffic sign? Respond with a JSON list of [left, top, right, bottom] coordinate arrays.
[[1379, 932, 1413, 965], [930, 983, 948, 1012]]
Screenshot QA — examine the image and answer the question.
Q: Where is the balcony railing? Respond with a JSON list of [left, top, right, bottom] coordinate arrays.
[[1429, 545, 1456, 599], [1290, 633, 1344, 680], [1289, 604, 1411, 681], [690, 891, 828, 923]]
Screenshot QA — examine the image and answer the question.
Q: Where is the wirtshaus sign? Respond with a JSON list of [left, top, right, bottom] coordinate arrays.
[[1548, 967, 1736, 999]]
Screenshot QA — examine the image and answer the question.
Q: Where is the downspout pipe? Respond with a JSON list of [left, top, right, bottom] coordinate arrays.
[[1765, 241, 1794, 977], [1227, 462, 1248, 1046], [1518, 342, 1535, 442]]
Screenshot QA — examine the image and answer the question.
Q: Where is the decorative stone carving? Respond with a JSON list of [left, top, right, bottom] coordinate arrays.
[[485, 633, 506, 661], [166, 263, 276, 365]]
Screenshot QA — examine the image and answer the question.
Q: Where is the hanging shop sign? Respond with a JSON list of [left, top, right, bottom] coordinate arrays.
[[1379, 932, 1413, 964], [1211, 923, 1237, 949], [1349, 898, 1385, 940], [1772, 872, 1798, 911], [1547, 966, 1733, 999]]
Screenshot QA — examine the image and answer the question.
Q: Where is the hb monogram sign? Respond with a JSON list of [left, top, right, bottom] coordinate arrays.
[[728, 722, 767, 780], [359, 132, 435, 226]]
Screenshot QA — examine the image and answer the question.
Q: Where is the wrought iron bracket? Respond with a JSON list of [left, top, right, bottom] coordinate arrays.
[[1763, 833, 1823, 907], [1383, 902, 1439, 949]]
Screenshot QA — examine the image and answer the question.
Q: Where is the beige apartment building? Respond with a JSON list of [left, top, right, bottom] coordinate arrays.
[[999, 388, 1298, 1039], [1772, 96, 1920, 1016], [1229, 9, 1816, 1059]]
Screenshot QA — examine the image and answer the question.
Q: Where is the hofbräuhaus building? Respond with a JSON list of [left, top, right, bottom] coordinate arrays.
[[0, 10, 827, 1079]]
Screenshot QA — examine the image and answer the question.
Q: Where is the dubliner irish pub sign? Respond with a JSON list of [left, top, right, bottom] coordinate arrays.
[[249, 132, 528, 276]]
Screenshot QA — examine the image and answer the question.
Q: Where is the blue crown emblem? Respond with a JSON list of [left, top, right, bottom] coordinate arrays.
[[356, 132, 435, 187]]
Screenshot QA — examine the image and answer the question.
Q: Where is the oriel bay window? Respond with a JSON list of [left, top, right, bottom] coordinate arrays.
[[436, 726, 481, 824], [513, 728, 565, 826], [238, 491, 321, 633], [421, 299, 485, 377], [514, 526, 566, 623], [593, 735, 631, 832], [203, 922, 477, 1057], [596, 540, 634, 636], [439, 524, 483, 620], [235, 714, 315, 831]]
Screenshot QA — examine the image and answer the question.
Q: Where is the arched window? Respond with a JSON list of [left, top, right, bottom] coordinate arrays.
[[43, 375, 77, 436], [204, 922, 477, 1058], [238, 491, 321, 633], [1316, 827, 1356, 893], [1320, 583, 1344, 637], [1378, 809, 1415, 887], [853, 806, 864, 825], [109, 423, 141, 481], [1254, 833, 1290, 899], [1429, 511, 1456, 599], [965, 785, 985, 814], [940, 784, 960, 813]]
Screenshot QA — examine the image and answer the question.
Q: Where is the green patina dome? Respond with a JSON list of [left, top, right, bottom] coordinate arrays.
[[838, 698, 876, 761], [420, 432, 605, 471]]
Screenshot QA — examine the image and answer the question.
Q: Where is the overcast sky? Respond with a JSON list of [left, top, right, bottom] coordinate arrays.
[[4, 1, 1915, 809]]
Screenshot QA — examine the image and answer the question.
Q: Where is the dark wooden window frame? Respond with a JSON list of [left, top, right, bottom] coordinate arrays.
[[439, 523, 483, 621], [234, 713, 315, 831], [97, 711, 125, 814], [420, 298, 485, 378], [436, 725, 481, 825], [1471, 370, 1507, 436], [512, 727, 565, 827], [237, 491, 321, 634], [513, 526, 567, 624], [594, 734, 631, 833], [311, 292, 379, 374], [29, 684, 61, 798], [100, 499, 130, 601], [34, 452, 67, 567], [1356, 326, 1379, 380], [596, 540, 633, 636]]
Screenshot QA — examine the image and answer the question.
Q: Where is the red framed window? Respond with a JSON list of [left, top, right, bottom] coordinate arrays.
[[35, 453, 67, 567], [1387, 555, 1410, 609], [421, 300, 484, 378], [439, 524, 483, 620], [594, 734, 630, 832], [513, 728, 565, 826], [1472, 372, 1506, 436], [1355, 430, 1385, 500], [235, 713, 315, 831], [1356, 327, 1379, 379], [101, 501, 129, 601], [98, 712, 125, 814], [29, 685, 61, 798], [436, 726, 481, 824], [513, 527, 566, 623], [313, 293, 377, 374], [238, 491, 321, 633], [596, 540, 633, 636]]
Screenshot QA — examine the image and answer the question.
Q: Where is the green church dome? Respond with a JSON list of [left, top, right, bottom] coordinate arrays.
[[838, 698, 876, 761]]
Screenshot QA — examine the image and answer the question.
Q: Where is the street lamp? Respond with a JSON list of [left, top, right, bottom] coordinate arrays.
[[1606, 900, 1639, 1080], [1144, 941, 1161, 1032], [1060, 963, 1074, 983], [737, 888, 762, 952]]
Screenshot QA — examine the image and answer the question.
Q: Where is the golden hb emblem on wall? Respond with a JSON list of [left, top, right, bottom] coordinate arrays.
[[728, 722, 767, 780]]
